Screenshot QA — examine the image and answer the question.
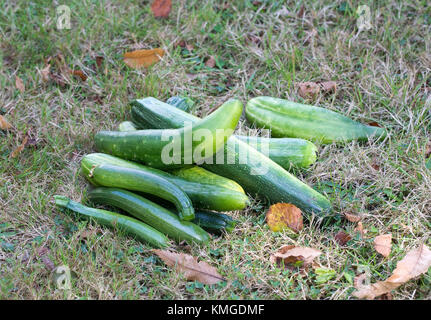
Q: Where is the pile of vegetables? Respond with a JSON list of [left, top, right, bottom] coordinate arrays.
[[55, 96, 387, 248]]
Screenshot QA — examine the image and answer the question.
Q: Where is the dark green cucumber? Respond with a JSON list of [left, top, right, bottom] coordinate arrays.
[[118, 121, 137, 131], [54, 195, 169, 248], [246, 96, 387, 144], [81, 162, 195, 221], [82, 153, 249, 211], [130, 97, 332, 216], [88, 187, 210, 244], [193, 210, 237, 234], [95, 99, 242, 169]]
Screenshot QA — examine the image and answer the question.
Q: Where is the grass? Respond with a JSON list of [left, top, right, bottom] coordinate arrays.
[[1, 0, 431, 299]]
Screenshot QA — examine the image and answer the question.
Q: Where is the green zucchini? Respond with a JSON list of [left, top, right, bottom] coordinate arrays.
[[131, 97, 319, 169], [88, 187, 210, 244], [81, 162, 195, 221], [193, 210, 237, 234], [246, 96, 387, 144], [118, 121, 137, 131], [95, 99, 242, 169], [82, 153, 249, 211], [234, 136, 317, 169], [166, 96, 194, 112], [130, 98, 332, 216], [54, 195, 169, 248]]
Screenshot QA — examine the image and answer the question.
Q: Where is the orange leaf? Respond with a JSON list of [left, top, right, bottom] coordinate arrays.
[[373, 234, 392, 258], [70, 69, 87, 81], [11, 135, 29, 158], [15, 76, 25, 93], [266, 203, 303, 233], [123, 48, 165, 69], [151, 0, 172, 18], [0, 115, 12, 130]]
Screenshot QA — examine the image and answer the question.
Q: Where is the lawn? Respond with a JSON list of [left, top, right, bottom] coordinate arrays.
[[1, 0, 430, 299]]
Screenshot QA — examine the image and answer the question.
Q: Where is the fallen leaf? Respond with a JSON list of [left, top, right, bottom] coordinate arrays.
[[425, 141, 431, 158], [371, 159, 380, 171], [0, 115, 12, 130], [353, 244, 431, 299], [354, 221, 367, 238], [368, 121, 382, 127], [205, 56, 216, 68], [69, 69, 87, 81], [95, 56, 104, 69], [15, 76, 25, 93], [11, 135, 29, 158], [151, 0, 172, 18], [123, 48, 165, 69], [373, 234, 392, 258], [342, 212, 362, 223], [266, 203, 303, 233], [153, 249, 225, 285], [270, 245, 322, 270], [297, 82, 320, 98], [297, 4, 305, 18], [40, 64, 51, 82], [320, 81, 337, 93], [334, 230, 352, 246]]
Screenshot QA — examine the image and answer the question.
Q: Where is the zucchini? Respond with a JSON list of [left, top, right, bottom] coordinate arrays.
[[81, 162, 195, 221], [88, 188, 210, 244], [130, 98, 332, 216], [166, 96, 194, 112], [234, 136, 317, 169], [95, 99, 242, 169], [118, 121, 137, 131], [82, 153, 249, 211], [246, 96, 387, 143], [54, 195, 169, 248], [193, 210, 237, 234]]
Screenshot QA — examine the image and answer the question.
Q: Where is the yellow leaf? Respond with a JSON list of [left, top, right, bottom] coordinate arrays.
[[0, 115, 12, 130], [123, 48, 165, 69], [266, 203, 303, 233]]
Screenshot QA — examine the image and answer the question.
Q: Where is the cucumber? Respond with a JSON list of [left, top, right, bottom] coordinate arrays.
[[82, 153, 250, 211], [54, 195, 169, 248], [193, 210, 237, 234], [81, 162, 195, 221], [131, 97, 319, 169], [246, 96, 387, 144], [234, 136, 317, 169], [95, 99, 243, 169], [88, 188, 210, 244], [118, 121, 137, 131], [130, 97, 332, 216]]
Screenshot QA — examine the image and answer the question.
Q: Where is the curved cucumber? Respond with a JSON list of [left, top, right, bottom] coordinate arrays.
[[54, 195, 169, 248], [95, 99, 243, 169], [88, 188, 210, 244], [82, 153, 249, 211], [246, 96, 387, 144], [130, 97, 332, 216], [81, 163, 195, 221]]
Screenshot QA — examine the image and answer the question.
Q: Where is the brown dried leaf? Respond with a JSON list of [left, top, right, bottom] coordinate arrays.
[[11, 135, 29, 158], [151, 0, 172, 18], [15, 76, 25, 93], [0, 115, 12, 130], [205, 56, 216, 68], [270, 245, 322, 270], [342, 212, 362, 223], [70, 69, 87, 81], [373, 234, 392, 258], [40, 64, 51, 82], [95, 56, 104, 69], [425, 141, 431, 158], [153, 250, 225, 285], [334, 231, 352, 246], [320, 81, 337, 93], [353, 244, 431, 299], [354, 221, 367, 238], [123, 48, 165, 69], [297, 4, 305, 18], [297, 82, 320, 98], [266, 203, 303, 233]]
